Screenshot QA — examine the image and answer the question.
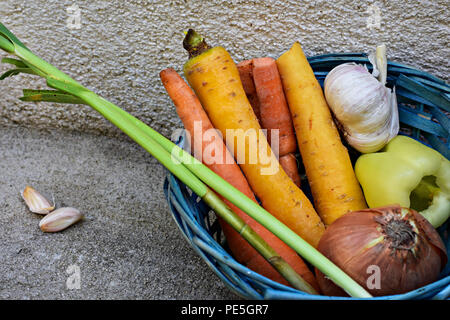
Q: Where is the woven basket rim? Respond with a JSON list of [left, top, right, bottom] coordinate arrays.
[[165, 174, 450, 300]]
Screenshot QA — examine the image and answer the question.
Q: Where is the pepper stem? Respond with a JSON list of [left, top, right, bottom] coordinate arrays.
[[183, 29, 210, 58]]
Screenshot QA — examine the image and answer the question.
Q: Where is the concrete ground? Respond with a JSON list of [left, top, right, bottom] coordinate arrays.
[[0, 124, 237, 299]]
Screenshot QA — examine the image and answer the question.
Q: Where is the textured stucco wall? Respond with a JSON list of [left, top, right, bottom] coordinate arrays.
[[0, 0, 449, 137]]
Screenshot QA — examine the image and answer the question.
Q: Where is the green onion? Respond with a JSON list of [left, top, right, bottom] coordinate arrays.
[[0, 22, 372, 298]]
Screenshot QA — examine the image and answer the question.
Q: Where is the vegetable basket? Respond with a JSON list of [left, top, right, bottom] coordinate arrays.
[[163, 53, 450, 300]]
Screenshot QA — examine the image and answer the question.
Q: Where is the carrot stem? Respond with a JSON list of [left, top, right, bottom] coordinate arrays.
[[183, 29, 211, 59]]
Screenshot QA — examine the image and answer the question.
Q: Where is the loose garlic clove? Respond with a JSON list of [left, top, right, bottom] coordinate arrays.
[[39, 207, 84, 232], [21, 185, 55, 214]]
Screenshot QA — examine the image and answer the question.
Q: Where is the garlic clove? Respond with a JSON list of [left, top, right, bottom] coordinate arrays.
[[368, 52, 379, 78], [375, 44, 388, 86], [368, 44, 387, 85], [21, 185, 55, 214], [39, 207, 84, 232], [388, 87, 400, 141]]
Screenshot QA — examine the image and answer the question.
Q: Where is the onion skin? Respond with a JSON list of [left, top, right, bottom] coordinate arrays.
[[316, 205, 447, 297]]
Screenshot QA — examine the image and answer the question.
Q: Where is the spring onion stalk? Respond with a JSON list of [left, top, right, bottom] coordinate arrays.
[[0, 24, 317, 294], [20, 89, 86, 104], [49, 76, 320, 294], [0, 22, 372, 298]]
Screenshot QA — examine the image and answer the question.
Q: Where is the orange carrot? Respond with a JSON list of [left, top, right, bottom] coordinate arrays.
[[279, 153, 301, 188], [160, 67, 320, 291], [249, 57, 301, 187], [237, 59, 261, 122], [252, 58, 297, 156]]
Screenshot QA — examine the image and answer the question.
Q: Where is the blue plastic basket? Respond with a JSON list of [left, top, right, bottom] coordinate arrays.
[[163, 53, 450, 300]]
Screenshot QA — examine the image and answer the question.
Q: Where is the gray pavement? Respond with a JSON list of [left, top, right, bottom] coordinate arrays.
[[0, 124, 237, 299]]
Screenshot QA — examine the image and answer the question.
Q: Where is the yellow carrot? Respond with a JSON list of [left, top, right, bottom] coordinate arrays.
[[276, 42, 367, 225], [183, 31, 325, 247], [160, 68, 320, 291]]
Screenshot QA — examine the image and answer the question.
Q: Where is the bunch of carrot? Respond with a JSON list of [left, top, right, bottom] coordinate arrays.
[[160, 30, 367, 290], [160, 68, 319, 290]]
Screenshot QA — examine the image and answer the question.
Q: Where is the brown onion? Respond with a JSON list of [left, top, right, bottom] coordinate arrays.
[[316, 205, 447, 297]]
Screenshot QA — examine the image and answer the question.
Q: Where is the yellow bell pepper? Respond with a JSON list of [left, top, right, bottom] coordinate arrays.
[[355, 135, 450, 227]]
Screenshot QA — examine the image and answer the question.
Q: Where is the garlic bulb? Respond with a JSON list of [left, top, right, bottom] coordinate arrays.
[[324, 45, 399, 153]]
